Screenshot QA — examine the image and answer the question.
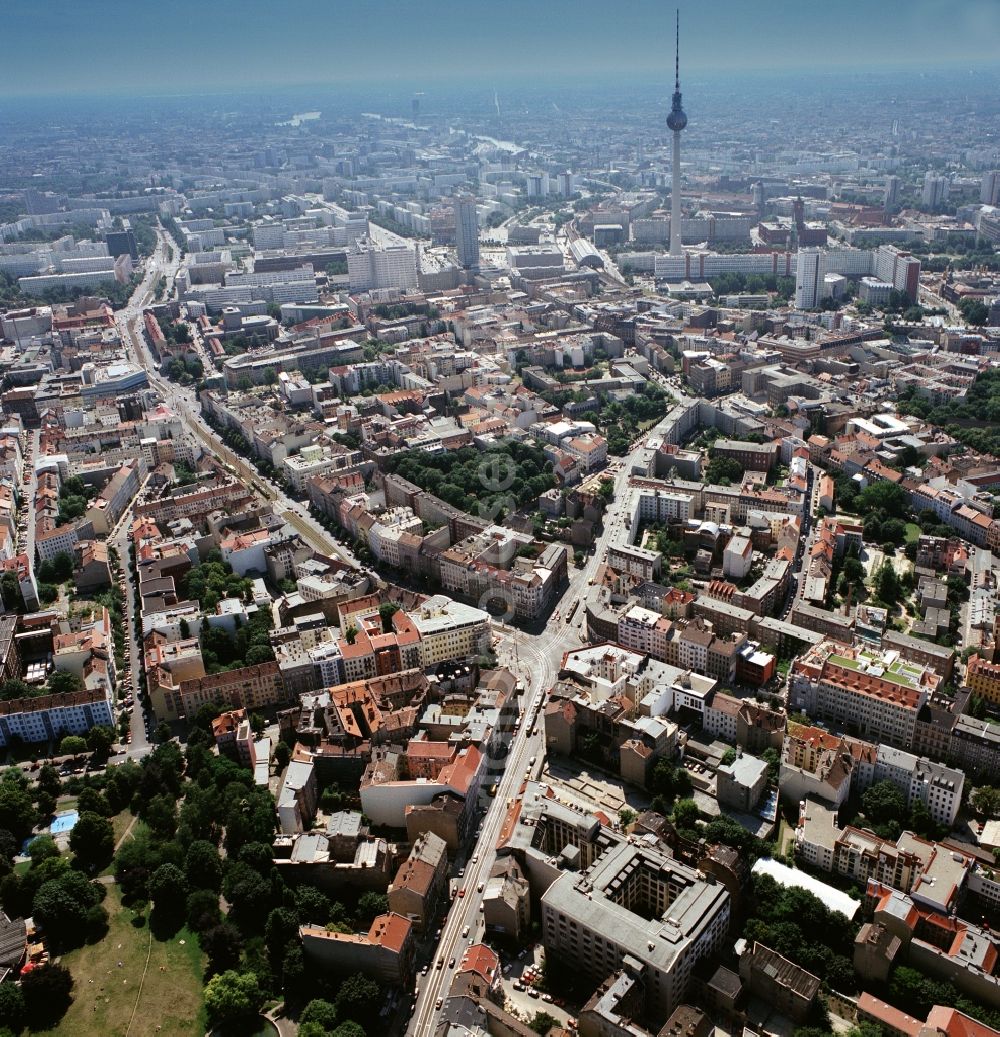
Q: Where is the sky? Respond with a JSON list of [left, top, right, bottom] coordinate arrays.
[[4, 0, 1000, 98]]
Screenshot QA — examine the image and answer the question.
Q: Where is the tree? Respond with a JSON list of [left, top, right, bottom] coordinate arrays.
[[265, 906, 300, 967], [49, 671, 83, 697], [356, 891, 388, 927], [857, 481, 909, 518], [51, 551, 74, 583], [0, 679, 31, 702], [334, 973, 380, 1023], [618, 807, 637, 829], [0, 782, 38, 841], [282, 944, 310, 1013], [201, 922, 244, 977], [909, 798, 941, 840], [971, 786, 1000, 818], [113, 828, 160, 900], [0, 572, 22, 612], [20, 962, 74, 1030], [32, 870, 103, 950], [530, 1011, 560, 1034], [148, 863, 188, 919], [705, 455, 744, 485], [0, 982, 26, 1033], [862, 779, 907, 828], [332, 1023, 366, 1037], [344, 624, 358, 646], [300, 999, 339, 1031], [245, 644, 275, 666], [274, 741, 291, 770], [872, 562, 901, 606], [294, 884, 330, 926], [37, 582, 58, 605], [77, 785, 112, 817], [203, 969, 265, 1031], [58, 734, 88, 756], [672, 799, 701, 831], [142, 793, 178, 841], [378, 602, 400, 632], [153, 721, 173, 745], [186, 887, 222, 932], [69, 811, 114, 872], [959, 298, 989, 326], [28, 835, 60, 868], [185, 839, 223, 891], [85, 724, 115, 760]]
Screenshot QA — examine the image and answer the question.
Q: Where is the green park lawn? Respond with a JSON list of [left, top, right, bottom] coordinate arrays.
[[904, 522, 921, 543], [40, 887, 206, 1037]]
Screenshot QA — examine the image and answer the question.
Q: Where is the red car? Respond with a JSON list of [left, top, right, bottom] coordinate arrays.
[[458, 888, 466, 898]]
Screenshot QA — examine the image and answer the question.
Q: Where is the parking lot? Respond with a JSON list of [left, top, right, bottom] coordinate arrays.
[[498, 944, 577, 1031]]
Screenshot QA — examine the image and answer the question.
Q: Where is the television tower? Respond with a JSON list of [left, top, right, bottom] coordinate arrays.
[[667, 9, 687, 258]]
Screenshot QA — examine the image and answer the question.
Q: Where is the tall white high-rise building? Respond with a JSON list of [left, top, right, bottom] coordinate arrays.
[[794, 249, 823, 309], [666, 11, 687, 259], [454, 195, 480, 273], [794, 244, 920, 309], [347, 238, 418, 292]]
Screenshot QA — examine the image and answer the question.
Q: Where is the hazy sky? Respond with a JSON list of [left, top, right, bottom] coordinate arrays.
[[5, 0, 1000, 97]]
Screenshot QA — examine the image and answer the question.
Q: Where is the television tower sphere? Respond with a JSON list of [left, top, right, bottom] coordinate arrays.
[[667, 98, 687, 132]]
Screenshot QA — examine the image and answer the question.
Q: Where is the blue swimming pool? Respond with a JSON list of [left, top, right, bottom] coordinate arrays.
[[50, 811, 79, 834]]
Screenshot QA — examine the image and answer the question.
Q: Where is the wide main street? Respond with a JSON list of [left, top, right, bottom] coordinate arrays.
[[116, 233, 356, 566], [409, 395, 699, 1033]]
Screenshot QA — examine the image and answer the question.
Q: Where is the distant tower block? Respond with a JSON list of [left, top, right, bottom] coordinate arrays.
[[412, 93, 422, 118], [454, 195, 480, 274], [666, 9, 688, 258]]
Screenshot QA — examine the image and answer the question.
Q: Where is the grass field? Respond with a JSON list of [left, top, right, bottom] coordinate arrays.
[[904, 522, 921, 543], [41, 887, 206, 1037], [111, 810, 134, 847]]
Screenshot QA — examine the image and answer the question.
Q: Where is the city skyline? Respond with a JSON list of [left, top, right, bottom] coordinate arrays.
[[5, 0, 1000, 99]]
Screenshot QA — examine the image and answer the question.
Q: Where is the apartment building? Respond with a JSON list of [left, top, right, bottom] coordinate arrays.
[[872, 744, 964, 827], [966, 654, 1000, 706], [386, 831, 449, 931], [868, 884, 1000, 1009], [409, 595, 491, 667], [607, 543, 662, 582], [795, 800, 970, 916], [300, 912, 414, 985], [789, 642, 936, 749], [0, 686, 115, 747], [738, 942, 820, 1023], [277, 758, 318, 834], [438, 527, 567, 622], [176, 661, 287, 719], [617, 605, 673, 660], [541, 839, 730, 1019], [348, 239, 418, 292], [86, 459, 140, 535], [711, 439, 780, 472]]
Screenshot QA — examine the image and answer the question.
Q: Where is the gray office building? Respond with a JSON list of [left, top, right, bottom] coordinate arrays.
[[454, 196, 480, 273]]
